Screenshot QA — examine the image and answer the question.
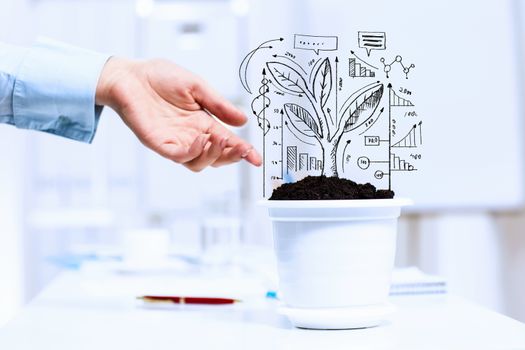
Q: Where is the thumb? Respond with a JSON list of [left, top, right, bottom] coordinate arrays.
[[192, 81, 247, 127]]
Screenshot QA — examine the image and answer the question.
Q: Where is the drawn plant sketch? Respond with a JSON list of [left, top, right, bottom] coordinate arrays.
[[266, 59, 383, 177], [239, 32, 422, 197]]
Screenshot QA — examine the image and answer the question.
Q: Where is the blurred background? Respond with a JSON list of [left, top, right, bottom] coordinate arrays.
[[0, 0, 524, 327]]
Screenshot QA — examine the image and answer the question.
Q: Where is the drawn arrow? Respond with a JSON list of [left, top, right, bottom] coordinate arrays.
[[239, 38, 284, 94], [262, 68, 270, 134], [251, 68, 272, 135], [269, 80, 303, 97], [339, 80, 381, 114], [342, 140, 352, 172], [262, 69, 267, 197], [335, 56, 339, 125], [251, 94, 269, 116], [284, 120, 316, 146], [418, 121, 423, 145], [350, 50, 379, 70], [388, 83, 393, 191], [327, 108, 335, 125], [359, 107, 384, 135], [280, 109, 284, 178], [272, 54, 307, 74]]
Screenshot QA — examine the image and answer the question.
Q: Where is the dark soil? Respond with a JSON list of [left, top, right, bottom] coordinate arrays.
[[269, 176, 395, 200]]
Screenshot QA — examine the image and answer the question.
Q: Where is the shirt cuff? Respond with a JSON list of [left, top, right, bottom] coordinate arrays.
[[0, 42, 29, 124], [12, 39, 111, 143]]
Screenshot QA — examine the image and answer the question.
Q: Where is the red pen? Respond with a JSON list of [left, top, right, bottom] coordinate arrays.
[[137, 296, 240, 305]]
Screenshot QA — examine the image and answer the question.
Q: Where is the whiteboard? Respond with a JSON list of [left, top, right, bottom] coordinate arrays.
[[246, 0, 524, 211]]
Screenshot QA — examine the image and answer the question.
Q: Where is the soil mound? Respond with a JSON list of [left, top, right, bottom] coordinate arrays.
[[269, 176, 395, 200]]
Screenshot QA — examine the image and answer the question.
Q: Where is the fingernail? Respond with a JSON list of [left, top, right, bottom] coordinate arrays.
[[241, 148, 253, 158]]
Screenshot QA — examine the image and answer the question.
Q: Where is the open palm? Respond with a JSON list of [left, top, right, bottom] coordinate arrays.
[[96, 58, 261, 171]]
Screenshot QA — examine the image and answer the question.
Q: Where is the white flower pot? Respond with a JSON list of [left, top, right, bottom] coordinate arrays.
[[261, 198, 411, 329]]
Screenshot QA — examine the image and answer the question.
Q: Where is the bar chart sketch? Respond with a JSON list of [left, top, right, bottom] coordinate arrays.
[[287, 146, 322, 172], [349, 58, 375, 78], [287, 146, 297, 172], [392, 122, 423, 148], [390, 89, 414, 106], [391, 153, 416, 172]]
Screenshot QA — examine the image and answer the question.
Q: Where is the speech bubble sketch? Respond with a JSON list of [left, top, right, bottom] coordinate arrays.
[[358, 31, 386, 56], [294, 34, 338, 55]]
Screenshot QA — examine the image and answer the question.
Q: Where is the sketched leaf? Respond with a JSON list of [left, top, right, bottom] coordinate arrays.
[[313, 58, 332, 108], [266, 62, 308, 94], [340, 83, 384, 133], [284, 103, 322, 139]]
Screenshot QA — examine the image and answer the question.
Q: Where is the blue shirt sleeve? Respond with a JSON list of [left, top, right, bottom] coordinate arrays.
[[0, 43, 27, 126], [0, 39, 111, 143]]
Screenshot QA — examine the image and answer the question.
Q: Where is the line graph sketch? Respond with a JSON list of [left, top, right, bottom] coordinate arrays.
[[380, 55, 415, 79], [392, 122, 423, 148], [390, 89, 414, 106]]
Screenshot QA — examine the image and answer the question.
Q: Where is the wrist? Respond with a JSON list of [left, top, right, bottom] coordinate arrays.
[[95, 56, 136, 108]]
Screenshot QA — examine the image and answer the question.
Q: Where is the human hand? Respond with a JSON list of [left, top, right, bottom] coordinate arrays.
[[95, 57, 261, 171]]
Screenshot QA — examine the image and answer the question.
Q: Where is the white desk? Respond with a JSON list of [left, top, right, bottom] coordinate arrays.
[[0, 270, 524, 350]]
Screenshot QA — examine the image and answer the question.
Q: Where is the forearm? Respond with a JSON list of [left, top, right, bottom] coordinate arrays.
[[1, 40, 261, 170]]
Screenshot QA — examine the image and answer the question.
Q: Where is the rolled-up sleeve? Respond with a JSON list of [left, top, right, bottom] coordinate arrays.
[[1, 39, 110, 143]]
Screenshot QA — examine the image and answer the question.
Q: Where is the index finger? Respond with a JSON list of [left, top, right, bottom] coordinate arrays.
[[212, 143, 262, 168], [224, 134, 262, 166], [192, 80, 247, 127], [204, 113, 262, 166]]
